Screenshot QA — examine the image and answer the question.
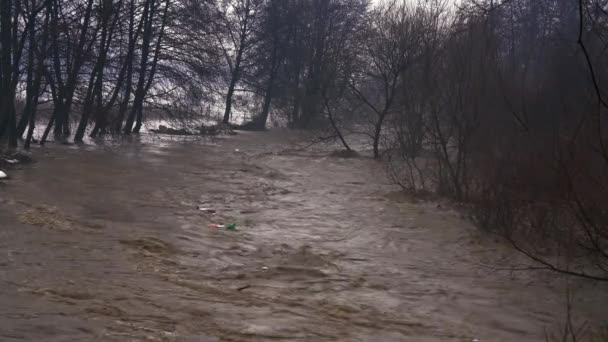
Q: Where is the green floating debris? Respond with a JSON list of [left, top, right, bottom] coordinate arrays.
[[226, 223, 237, 230]]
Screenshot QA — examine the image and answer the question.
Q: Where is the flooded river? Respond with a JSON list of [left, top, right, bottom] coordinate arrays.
[[0, 131, 607, 341]]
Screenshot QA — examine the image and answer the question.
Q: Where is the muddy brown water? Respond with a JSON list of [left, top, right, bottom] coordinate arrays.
[[0, 131, 606, 342]]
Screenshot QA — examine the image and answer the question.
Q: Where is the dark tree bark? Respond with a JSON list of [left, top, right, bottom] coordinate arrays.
[[112, 0, 141, 134], [124, 0, 157, 134], [16, 0, 38, 138], [255, 11, 283, 129], [75, 0, 120, 142], [24, 1, 51, 149], [221, 0, 252, 125], [0, 0, 19, 149], [40, 0, 95, 143], [133, 0, 169, 133], [217, 0, 265, 125]]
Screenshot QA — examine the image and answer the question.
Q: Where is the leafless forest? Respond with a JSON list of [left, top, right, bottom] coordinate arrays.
[[1, 0, 608, 339]]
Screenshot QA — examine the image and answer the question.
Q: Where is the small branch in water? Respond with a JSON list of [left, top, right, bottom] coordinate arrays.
[[237, 284, 251, 291], [298, 134, 342, 150], [323, 93, 351, 151]]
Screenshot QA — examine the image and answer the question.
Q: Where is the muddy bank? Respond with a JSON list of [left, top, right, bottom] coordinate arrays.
[[0, 131, 607, 341]]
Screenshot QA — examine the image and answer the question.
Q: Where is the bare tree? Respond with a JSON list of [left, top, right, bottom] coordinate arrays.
[[123, 0, 170, 134], [348, 0, 424, 159], [74, 0, 122, 142], [39, 0, 97, 144], [213, 0, 264, 125]]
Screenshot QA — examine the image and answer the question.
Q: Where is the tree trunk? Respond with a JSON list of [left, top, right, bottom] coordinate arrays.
[[74, 71, 99, 142], [222, 44, 244, 124], [125, 0, 156, 134], [222, 75, 238, 124], [257, 84, 274, 129], [114, 62, 133, 133], [0, 97, 18, 149], [51, 0, 95, 140], [17, 17, 37, 138], [289, 61, 302, 126], [372, 112, 387, 159], [87, 1, 119, 138], [6, 104, 17, 149], [222, 0, 250, 125], [112, 0, 139, 133], [0, 0, 17, 148], [40, 112, 56, 145], [133, 0, 167, 134], [24, 0, 51, 148], [256, 44, 280, 129], [76, 0, 115, 142], [133, 107, 143, 133], [323, 93, 350, 151], [22, 61, 45, 147]]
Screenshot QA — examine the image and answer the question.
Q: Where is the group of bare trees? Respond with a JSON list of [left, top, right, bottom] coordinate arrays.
[[370, 0, 608, 282], [0, 0, 370, 147], [0, 0, 169, 148]]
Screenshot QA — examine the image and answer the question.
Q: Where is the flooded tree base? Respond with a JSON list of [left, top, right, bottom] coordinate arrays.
[[0, 131, 607, 341]]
